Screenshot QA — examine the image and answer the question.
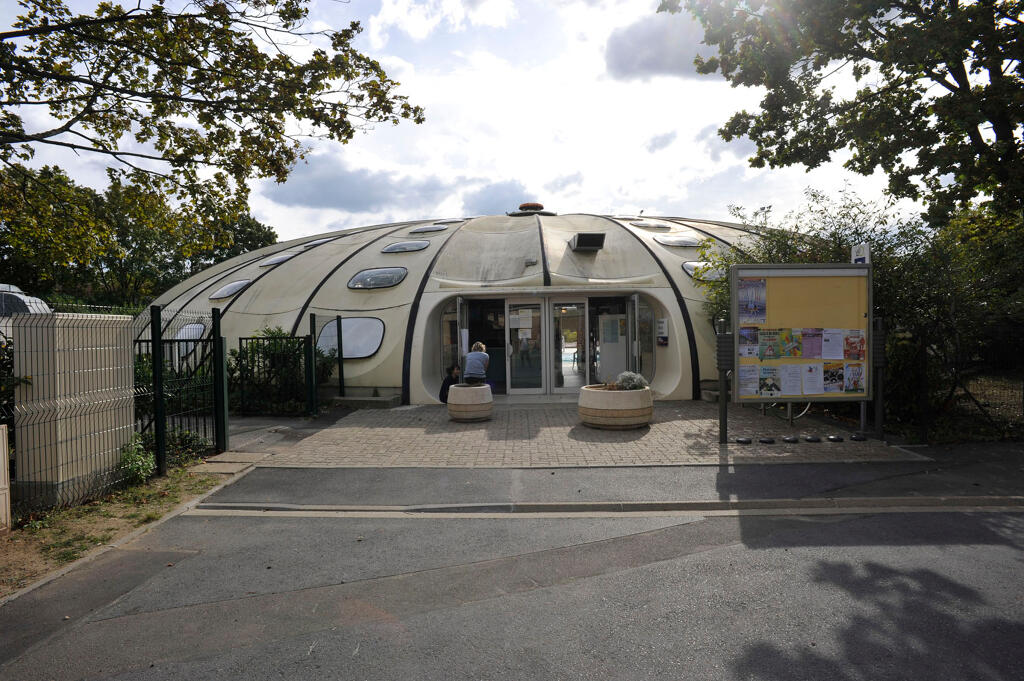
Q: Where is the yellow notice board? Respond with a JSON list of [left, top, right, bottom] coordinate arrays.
[[730, 264, 872, 403]]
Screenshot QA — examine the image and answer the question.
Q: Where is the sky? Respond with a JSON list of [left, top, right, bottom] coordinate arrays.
[[7, 0, 910, 242]]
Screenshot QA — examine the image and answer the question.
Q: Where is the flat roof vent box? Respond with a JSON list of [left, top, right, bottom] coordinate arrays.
[[570, 232, 605, 252]]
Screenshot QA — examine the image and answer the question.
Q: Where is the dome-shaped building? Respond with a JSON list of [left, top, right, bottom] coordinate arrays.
[[147, 206, 755, 404]]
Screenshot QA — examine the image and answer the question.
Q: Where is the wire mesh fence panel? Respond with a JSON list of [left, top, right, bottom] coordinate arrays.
[[6, 314, 135, 510], [945, 372, 1024, 439], [232, 336, 310, 415]]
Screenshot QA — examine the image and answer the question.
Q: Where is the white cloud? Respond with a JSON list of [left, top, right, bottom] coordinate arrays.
[[369, 0, 518, 48]]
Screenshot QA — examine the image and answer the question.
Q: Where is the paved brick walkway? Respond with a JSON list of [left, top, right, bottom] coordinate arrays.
[[252, 402, 927, 468]]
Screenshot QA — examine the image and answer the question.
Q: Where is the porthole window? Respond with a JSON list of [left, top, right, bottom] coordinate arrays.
[[347, 267, 408, 289], [381, 240, 430, 253], [433, 218, 463, 225], [410, 224, 447, 234], [303, 237, 335, 248], [316, 317, 385, 359], [630, 220, 670, 230], [259, 252, 298, 267], [174, 323, 206, 357], [209, 279, 251, 299], [654, 234, 702, 248], [682, 262, 724, 281]]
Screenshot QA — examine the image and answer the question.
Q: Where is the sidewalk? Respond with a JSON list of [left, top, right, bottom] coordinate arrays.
[[230, 402, 926, 468]]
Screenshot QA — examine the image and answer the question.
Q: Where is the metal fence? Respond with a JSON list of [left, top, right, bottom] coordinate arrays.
[[1, 306, 228, 512], [2, 314, 136, 509], [231, 335, 315, 416]]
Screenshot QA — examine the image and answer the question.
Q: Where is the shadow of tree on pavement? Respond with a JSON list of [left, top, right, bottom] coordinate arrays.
[[733, 560, 1024, 680]]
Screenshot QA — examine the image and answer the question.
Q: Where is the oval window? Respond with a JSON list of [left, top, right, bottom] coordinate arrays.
[[630, 220, 670, 230], [347, 267, 408, 289], [382, 240, 430, 253], [209, 279, 251, 299], [433, 218, 463, 225], [316, 317, 386, 359], [654, 234, 703, 248], [410, 224, 447, 234], [682, 262, 724, 281], [173, 323, 206, 357], [259, 252, 298, 267], [303, 237, 335, 248]]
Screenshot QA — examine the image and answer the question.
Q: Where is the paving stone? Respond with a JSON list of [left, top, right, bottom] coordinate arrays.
[[253, 402, 928, 468]]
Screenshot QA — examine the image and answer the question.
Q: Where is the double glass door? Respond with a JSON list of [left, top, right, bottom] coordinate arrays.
[[507, 301, 543, 393]]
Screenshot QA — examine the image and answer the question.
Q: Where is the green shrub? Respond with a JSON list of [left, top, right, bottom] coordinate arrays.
[[615, 371, 649, 390], [119, 434, 155, 485]]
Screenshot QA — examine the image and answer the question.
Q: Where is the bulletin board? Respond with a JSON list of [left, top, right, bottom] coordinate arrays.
[[730, 264, 872, 403]]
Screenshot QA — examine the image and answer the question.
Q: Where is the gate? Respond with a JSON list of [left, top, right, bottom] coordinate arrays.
[[134, 306, 228, 475]]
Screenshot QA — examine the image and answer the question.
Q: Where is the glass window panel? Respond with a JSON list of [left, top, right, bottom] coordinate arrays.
[[347, 267, 408, 289], [316, 317, 385, 359], [208, 279, 251, 299], [682, 262, 724, 280], [654, 234, 702, 248], [440, 299, 458, 375], [630, 220, 670, 230], [381, 240, 430, 253], [433, 218, 464, 225], [637, 298, 655, 382], [303, 237, 335, 248], [410, 224, 448, 234], [259, 252, 298, 267]]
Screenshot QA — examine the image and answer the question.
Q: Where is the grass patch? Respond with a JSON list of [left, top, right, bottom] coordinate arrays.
[[1, 465, 222, 599]]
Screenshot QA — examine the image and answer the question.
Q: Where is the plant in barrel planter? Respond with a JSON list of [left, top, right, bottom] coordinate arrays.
[[578, 371, 653, 430]]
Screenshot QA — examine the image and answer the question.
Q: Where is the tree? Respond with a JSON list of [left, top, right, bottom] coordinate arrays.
[[1, 0, 424, 230], [661, 1, 1024, 221]]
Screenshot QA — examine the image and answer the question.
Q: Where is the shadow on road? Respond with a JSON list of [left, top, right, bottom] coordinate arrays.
[[732, 559, 1024, 680]]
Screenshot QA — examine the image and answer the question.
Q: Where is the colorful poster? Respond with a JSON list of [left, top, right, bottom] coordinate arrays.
[[824, 361, 844, 393], [738, 278, 767, 324], [844, 362, 866, 392], [738, 365, 759, 396], [780, 328, 802, 358], [738, 327, 759, 358], [759, 366, 781, 397], [759, 328, 782, 360], [802, 363, 824, 394], [822, 328, 844, 360], [801, 328, 822, 359], [779, 364, 802, 395], [844, 329, 866, 360]]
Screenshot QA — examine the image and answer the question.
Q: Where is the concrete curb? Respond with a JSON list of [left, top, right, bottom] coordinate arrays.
[[196, 495, 1024, 515], [0, 465, 255, 609]]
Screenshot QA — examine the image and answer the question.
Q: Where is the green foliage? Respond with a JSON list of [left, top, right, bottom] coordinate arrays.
[[0, 165, 277, 305], [228, 327, 309, 415], [119, 434, 155, 486], [1, 328, 31, 454], [615, 371, 649, 390], [662, 1, 1024, 221], [1, 0, 424, 223], [139, 429, 212, 467]]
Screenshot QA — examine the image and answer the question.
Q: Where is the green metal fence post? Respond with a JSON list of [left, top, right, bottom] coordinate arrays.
[[212, 308, 229, 453], [150, 305, 167, 477], [336, 315, 345, 397], [306, 314, 317, 416]]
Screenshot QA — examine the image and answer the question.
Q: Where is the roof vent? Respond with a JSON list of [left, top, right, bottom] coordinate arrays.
[[570, 232, 605, 252], [508, 201, 557, 217]]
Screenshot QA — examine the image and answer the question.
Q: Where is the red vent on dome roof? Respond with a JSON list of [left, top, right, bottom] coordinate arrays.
[[518, 202, 544, 211]]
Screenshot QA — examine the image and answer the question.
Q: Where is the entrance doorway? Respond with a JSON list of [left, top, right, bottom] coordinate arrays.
[[551, 301, 588, 392], [506, 300, 543, 394], [464, 298, 506, 394]]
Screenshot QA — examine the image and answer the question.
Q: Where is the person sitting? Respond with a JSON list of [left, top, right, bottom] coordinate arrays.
[[439, 363, 460, 403], [463, 342, 489, 385]]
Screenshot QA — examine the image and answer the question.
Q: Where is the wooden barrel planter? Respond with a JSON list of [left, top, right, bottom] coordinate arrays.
[[578, 384, 653, 430], [447, 384, 494, 422]]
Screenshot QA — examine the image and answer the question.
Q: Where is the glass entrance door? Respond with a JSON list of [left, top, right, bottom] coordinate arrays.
[[506, 300, 544, 393], [551, 301, 587, 392]]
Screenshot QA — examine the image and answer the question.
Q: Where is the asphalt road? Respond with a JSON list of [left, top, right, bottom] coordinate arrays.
[[2, 505, 1022, 680]]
